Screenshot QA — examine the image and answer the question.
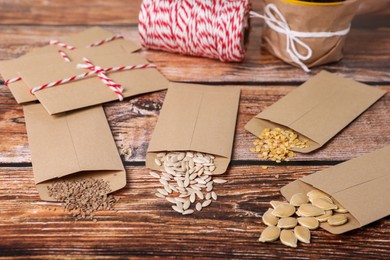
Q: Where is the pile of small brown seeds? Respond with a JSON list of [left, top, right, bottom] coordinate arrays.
[[250, 128, 308, 163], [150, 151, 226, 215], [259, 189, 349, 247], [47, 178, 119, 221]]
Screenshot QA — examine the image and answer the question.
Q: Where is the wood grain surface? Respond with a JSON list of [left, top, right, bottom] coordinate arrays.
[[0, 0, 389, 259]]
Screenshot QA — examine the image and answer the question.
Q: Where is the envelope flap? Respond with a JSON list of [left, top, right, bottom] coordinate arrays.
[[23, 103, 124, 184], [19, 53, 169, 114], [147, 83, 240, 159], [257, 71, 385, 145]]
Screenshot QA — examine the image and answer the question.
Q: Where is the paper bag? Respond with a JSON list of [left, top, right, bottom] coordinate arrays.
[[0, 28, 140, 104], [281, 145, 390, 234], [263, 0, 359, 68], [146, 83, 241, 174], [23, 103, 126, 201], [245, 71, 386, 153]]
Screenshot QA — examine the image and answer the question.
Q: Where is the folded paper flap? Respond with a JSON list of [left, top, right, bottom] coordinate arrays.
[[23, 103, 124, 184], [256, 71, 386, 145], [147, 83, 240, 159]]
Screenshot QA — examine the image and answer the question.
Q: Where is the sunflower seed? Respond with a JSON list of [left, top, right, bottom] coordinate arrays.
[[190, 193, 196, 203], [175, 197, 188, 203], [213, 178, 227, 184], [159, 179, 168, 186], [259, 226, 280, 242], [211, 191, 218, 200], [154, 158, 162, 166], [196, 190, 204, 200], [202, 200, 212, 207], [277, 217, 298, 229], [183, 178, 190, 187], [166, 197, 176, 203], [149, 172, 160, 179], [177, 152, 186, 161], [164, 166, 176, 175], [262, 208, 278, 226], [205, 193, 211, 200], [196, 202, 202, 211], [157, 188, 168, 196], [328, 214, 348, 226], [164, 185, 172, 194], [155, 192, 165, 199], [157, 152, 166, 158], [297, 217, 319, 230], [183, 200, 191, 210], [294, 226, 311, 244], [172, 205, 183, 213], [280, 230, 297, 248], [182, 209, 194, 215]]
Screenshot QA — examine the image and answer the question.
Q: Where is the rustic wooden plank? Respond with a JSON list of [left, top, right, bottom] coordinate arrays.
[[0, 26, 389, 83], [1, 84, 389, 164], [0, 166, 388, 258]]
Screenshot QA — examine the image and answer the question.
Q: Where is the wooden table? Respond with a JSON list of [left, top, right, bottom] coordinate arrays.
[[0, 1, 389, 258]]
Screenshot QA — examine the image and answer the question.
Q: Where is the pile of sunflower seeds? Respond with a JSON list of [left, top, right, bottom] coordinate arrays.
[[259, 189, 349, 247], [47, 178, 119, 221], [250, 128, 308, 163], [150, 151, 227, 215]]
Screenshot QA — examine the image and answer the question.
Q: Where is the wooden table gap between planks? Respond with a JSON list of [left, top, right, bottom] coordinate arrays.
[[0, 1, 389, 259]]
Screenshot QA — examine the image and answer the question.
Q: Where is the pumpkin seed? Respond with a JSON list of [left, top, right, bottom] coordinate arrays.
[[311, 198, 337, 210], [280, 230, 297, 248], [297, 217, 319, 230], [259, 226, 281, 242], [294, 226, 311, 244], [297, 204, 325, 217], [316, 210, 333, 222], [272, 204, 296, 218], [262, 208, 279, 226], [277, 217, 298, 229], [290, 193, 309, 206], [328, 214, 348, 226], [270, 201, 285, 209], [307, 189, 330, 201]]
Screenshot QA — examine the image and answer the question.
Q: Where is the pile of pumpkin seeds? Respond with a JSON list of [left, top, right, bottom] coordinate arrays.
[[259, 189, 349, 247], [150, 151, 226, 215], [47, 178, 119, 221], [250, 128, 308, 163]]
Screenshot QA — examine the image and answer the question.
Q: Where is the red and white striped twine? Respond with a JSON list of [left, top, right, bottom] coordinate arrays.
[[30, 58, 157, 101], [58, 50, 71, 62], [49, 40, 76, 50], [87, 35, 125, 48], [138, 0, 251, 62], [4, 76, 22, 87]]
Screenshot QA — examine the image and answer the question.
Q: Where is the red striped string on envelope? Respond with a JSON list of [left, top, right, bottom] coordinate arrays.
[[139, 0, 251, 62], [48, 34, 124, 62], [4, 76, 22, 87], [29, 58, 157, 101]]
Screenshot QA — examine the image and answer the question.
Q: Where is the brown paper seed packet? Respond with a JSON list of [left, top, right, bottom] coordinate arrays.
[[19, 52, 170, 114], [245, 71, 386, 153], [23, 103, 126, 201], [146, 83, 241, 174], [263, 0, 359, 69], [281, 145, 390, 234]]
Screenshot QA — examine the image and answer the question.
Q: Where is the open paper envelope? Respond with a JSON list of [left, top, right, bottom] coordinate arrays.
[[146, 83, 241, 174], [0, 42, 140, 104], [245, 71, 386, 153], [19, 53, 170, 114], [23, 103, 126, 201], [281, 146, 390, 234], [28, 27, 141, 57]]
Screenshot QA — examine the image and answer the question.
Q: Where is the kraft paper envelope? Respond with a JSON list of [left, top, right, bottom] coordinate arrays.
[[0, 40, 140, 104], [146, 83, 241, 174], [23, 103, 126, 201], [28, 27, 141, 57], [245, 71, 386, 153], [19, 52, 170, 114], [281, 146, 390, 234]]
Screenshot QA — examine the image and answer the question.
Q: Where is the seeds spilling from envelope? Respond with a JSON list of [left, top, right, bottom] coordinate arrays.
[[250, 128, 308, 163], [258, 189, 349, 247], [47, 178, 119, 221], [150, 151, 226, 215]]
